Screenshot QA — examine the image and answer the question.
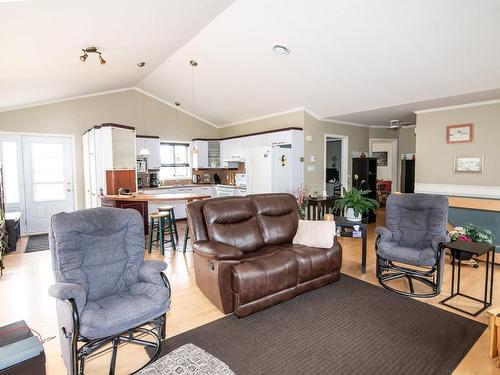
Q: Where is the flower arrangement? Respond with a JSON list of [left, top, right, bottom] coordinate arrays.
[[449, 224, 495, 244], [292, 184, 307, 219]]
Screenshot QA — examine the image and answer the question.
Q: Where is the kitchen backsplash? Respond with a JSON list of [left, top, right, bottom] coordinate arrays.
[[192, 162, 246, 185]]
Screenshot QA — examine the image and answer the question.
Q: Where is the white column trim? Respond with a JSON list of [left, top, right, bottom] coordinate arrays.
[[414, 183, 500, 199]]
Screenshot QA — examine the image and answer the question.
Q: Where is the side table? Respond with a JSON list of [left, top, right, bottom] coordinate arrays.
[[440, 240, 495, 316], [335, 216, 368, 274]]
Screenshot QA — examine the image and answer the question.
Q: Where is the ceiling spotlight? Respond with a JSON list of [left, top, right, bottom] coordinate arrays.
[[137, 61, 146, 68], [272, 44, 290, 56], [189, 60, 198, 67], [80, 47, 106, 65], [175, 102, 181, 106]]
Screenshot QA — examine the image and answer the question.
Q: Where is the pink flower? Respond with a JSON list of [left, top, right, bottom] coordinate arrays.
[[458, 235, 472, 242]]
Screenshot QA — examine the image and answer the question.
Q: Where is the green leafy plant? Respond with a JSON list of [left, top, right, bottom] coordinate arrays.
[[449, 224, 495, 244], [334, 175, 379, 217]]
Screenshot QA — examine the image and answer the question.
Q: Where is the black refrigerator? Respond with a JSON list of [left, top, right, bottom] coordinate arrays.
[[400, 159, 415, 193], [352, 157, 377, 223]]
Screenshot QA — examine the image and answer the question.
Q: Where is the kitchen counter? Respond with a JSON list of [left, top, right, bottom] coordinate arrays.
[[102, 193, 211, 202], [141, 184, 246, 191]]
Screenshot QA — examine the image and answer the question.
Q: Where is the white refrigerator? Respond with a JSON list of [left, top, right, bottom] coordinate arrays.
[[247, 146, 293, 194]]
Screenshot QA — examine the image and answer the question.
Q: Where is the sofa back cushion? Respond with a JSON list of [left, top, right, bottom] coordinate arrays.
[[203, 198, 264, 253], [250, 194, 300, 245]]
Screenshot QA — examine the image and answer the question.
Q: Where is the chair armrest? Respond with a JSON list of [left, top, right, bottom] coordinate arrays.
[[138, 260, 168, 285], [193, 241, 244, 260], [48, 282, 87, 312], [376, 227, 393, 242]]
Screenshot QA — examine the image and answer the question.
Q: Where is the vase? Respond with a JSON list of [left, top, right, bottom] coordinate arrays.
[[346, 208, 362, 222]]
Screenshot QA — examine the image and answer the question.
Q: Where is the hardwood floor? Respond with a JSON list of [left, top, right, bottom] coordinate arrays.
[[0, 211, 498, 374]]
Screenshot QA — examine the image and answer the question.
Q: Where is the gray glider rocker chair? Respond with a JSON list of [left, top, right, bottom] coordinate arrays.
[[376, 194, 449, 298], [48, 207, 171, 375]]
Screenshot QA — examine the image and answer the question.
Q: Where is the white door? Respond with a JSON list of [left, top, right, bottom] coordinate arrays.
[[22, 136, 75, 234]]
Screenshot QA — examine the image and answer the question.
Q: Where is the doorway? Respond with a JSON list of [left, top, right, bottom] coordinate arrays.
[[369, 138, 398, 193], [0, 133, 75, 234], [324, 134, 348, 196]]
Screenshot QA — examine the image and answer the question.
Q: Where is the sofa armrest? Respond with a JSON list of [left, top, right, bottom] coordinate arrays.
[[193, 241, 244, 260], [376, 227, 393, 242], [138, 260, 168, 285], [48, 282, 87, 312]]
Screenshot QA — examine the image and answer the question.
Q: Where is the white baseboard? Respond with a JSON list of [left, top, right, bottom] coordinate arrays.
[[414, 183, 500, 199]]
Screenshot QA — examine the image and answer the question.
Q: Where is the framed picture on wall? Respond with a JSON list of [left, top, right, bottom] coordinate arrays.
[[447, 124, 473, 144], [454, 155, 483, 173], [372, 151, 388, 166]]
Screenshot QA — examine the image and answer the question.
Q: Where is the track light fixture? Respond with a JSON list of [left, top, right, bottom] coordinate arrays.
[[80, 47, 106, 65]]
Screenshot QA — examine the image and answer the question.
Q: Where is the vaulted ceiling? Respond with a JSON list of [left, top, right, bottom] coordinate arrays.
[[2, 0, 500, 127]]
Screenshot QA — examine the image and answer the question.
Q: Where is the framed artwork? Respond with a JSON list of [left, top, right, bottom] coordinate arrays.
[[372, 151, 388, 166], [447, 124, 473, 144], [454, 155, 483, 173]]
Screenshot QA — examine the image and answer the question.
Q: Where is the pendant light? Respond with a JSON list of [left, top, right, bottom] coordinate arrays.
[[137, 61, 150, 157]]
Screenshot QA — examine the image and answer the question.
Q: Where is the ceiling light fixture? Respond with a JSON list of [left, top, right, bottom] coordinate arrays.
[[80, 47, 106, 65], [272, 44, 290, 56], [137, 61, 150, 156]]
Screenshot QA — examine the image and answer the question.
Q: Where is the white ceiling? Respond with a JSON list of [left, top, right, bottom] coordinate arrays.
[[2, 0, 500, 127], [0, 0, 234, 110], [144, 0, 500, 126]]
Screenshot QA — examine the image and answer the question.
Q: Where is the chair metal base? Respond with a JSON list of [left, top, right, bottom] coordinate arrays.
[[376, 237, 443, 298]]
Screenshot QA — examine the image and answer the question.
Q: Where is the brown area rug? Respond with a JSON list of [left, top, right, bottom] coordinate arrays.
[[158, 275, 485, 375]]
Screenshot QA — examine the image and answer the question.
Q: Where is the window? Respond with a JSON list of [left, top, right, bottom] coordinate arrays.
[[159, 142, 191, 180]]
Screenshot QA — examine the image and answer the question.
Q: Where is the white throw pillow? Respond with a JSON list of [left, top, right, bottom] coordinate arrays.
[[292, 219, 336, 249]]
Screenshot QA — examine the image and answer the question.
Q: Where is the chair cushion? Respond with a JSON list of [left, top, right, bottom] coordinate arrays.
[[203, 198, 264, 253], [377, 240, 437, 267], [80, 282, 170, 339], [277, 243, 341, 283], [232, 251, 297, 304]]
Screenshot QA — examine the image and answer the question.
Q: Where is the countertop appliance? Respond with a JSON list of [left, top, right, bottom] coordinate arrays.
[[149, 172, 160, 188], [213, 173, 221, 184], [192, 174, 199, 184], [235, 173, 246, 187]]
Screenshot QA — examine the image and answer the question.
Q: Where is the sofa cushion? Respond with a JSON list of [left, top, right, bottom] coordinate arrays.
[[250, 194, 299, 245], [276, 243, 341, 283], [232, 250, 297, 304], [203, 198, 264, 253], [292, 220, 336, 249]]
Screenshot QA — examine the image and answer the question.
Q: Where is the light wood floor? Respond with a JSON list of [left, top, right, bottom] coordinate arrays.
[[1, 211, 498, 374]]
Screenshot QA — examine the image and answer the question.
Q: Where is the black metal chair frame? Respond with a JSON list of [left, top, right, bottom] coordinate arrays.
[[62, 274, 171, 375], [376, 235, 445, 298]]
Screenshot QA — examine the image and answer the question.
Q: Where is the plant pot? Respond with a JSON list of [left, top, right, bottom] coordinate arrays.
[[346, 208, 362, 222]]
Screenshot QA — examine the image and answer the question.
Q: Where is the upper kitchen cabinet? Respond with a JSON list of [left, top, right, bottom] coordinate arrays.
[[136, 136, 161, 170], [192, 140, 209, 169]]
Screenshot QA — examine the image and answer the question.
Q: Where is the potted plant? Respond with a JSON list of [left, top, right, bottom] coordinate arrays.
[[449, 224, 495, 263], [334, 175, 379, 221]]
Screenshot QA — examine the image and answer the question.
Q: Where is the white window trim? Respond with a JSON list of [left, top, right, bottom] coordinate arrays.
[[159, 140, 192, 181]]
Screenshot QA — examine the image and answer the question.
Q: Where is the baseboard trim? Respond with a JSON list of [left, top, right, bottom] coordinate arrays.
[[414, 183, 500, 199]]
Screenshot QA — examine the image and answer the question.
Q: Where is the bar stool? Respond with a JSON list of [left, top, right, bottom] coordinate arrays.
[[149, 211, 176, 255], [183, 222, 190, 253], [158, 206, 179, 243]]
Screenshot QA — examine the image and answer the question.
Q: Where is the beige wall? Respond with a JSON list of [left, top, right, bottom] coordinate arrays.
[[416, 102, 500, 186], [0, 89, 219, 209], [368, 127, 399, 139], [303, 112, 369, 191], [219, 111, 304, 138], [399, 127, 416, 154]]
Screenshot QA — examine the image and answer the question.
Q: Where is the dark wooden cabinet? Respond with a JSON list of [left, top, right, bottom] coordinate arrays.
[[401, 159, 415, 193], [352, 157, 377, 223], [100, 197, 149, 234]]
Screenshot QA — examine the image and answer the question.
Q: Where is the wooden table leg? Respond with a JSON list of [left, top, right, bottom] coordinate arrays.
[[488, 308, 500, 361]]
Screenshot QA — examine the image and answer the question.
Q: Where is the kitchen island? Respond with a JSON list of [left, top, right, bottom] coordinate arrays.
[[101, 193, 211, 234]]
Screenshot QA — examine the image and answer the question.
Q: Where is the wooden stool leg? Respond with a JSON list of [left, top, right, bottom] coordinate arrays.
[[148, 218, 154, 253], [167, 217, 176, 251], [170, 209, 179, 243], [183, 223, 189, 253], [159, 217, 165, 256]]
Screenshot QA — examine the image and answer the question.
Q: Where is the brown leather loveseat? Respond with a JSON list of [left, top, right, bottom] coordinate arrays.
[[186, 193, 342, 317]]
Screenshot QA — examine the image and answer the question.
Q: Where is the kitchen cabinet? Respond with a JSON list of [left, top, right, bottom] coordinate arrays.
[[136, 136, 161, 170], [192, 141, 209, 168], [83, 124, 136, 208]]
